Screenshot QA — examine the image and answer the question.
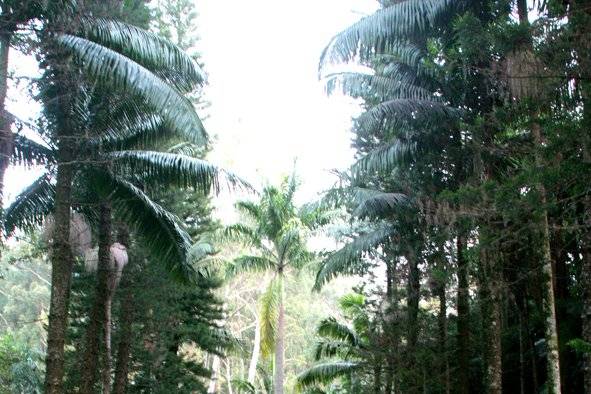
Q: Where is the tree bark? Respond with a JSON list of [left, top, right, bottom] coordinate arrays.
[[44, 139, 75, 394], [247, 310, 261, 385], [531, 122, 562, 394], [273, 275, 285, 394], [484, 245, 503, 394], [436, 271, 449, 394], [81, 202, 112, 393], [456, 234, 470, 394], [112, 274, 133, 394], [0, 31, 12, 220]]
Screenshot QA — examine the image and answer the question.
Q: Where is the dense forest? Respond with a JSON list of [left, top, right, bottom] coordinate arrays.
[[0, 0, 590, 393]]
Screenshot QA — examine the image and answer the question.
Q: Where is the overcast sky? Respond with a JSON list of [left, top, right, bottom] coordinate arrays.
[[4, 0, 378, 221]]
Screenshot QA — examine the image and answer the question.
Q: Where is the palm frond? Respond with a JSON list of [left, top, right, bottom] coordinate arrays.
[[102, 175, 195, 283], [259, 277, 281, 358], [11, 135, 55, 167], [325, 71, 434, 101], [228, 255, 277, 277], [352, 190, 409, 219], [314, 223, 396, 290], [314, 339, 351, 361], [109, 150, 251, 193], [352, 139, 416, 175], [318, 317, 359, 346], [221, 223, 263, 248], [4, 173, 55, 236], [296, 361, 360, 390], [57, 34, 207, 144], [320, 0, 455, 69], [80, 18, 205, 92], [235, 200, 262, 221], [356, 99, 457, 133]]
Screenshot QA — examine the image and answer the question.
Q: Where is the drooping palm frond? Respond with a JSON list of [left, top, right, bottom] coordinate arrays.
[[222, 223, 263, 248], [109, 150, 250, 193], [79, 18, 205, 92], [57, 34, 208, 144], [296, 361, 360, 390], [356, 98, 457, 133], [228, 255, 277, 277], [11, 134, 55, 167], [259, 277, 281, 358], [102, 175, 195, 283], [351, 139, 416, 175], [324, 71, 434, 101], [314, 339, 352, 361], [4, 173, 54, 236], [319, 0, 455, 70], [318, 317, 359, 347], [235, 200, 263, 222], [89, 111, 168, 148], [314, 223, 396, 290], [352, 190, 409, 219]]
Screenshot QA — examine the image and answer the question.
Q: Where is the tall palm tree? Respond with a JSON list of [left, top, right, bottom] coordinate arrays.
[[224, 176, 315, 394], [4, 8, 240, 392]]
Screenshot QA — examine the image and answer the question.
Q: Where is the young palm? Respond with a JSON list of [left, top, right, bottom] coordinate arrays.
[[224, 176, 315, 394]]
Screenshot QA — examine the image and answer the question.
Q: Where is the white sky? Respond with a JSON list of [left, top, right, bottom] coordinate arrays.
[[4, 0, 379, 222]]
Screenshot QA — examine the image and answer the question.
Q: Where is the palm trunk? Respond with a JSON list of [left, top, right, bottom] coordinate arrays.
[[247, 312, 261, 385], [0, 31, 12, 219], [531, 122, 561, 394], [456, 233, 470, 394], [406, 248, 420, 351], [112, 276, 133, 394], [207, 355, 220, 393], [102, 296, 113, 394], [81, 202, 112, 393], [273, 275, 285, 394], [385, 258, 397, 394], [44, 140, 75, 394]]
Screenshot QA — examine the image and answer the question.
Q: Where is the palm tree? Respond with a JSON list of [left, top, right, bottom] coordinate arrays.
[[224, 175, 315, 394], [3, 8, 244, 392], [296, 293, 378, 393]]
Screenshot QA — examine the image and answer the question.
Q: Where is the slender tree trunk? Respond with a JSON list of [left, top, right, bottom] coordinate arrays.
[[44, 139, 75, 394], [374, 363, 382, 394], [102, 296, 113, 394], [437, 274, 449, 394], [385, 257, 398, 394], [273, 275, 285, 394], [247, 311, 261, 385], [480, 237, 503, 394], [406, 248, 420, 350], [456, 234, 470, 394], [531, 122, 562, 394], [207, 355, 220, 393], [0, 31, 12, 219], [112, 276, 133, 394], [81, 202, 112, 393]]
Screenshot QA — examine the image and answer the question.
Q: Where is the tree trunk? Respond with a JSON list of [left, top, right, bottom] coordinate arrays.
[[437, 273, 449, 394], [456, 234, 470, 394], [81, 202, 112, 393], [44, 139, 75, 394], [531, 122, 562, 394], [374, 363, 382, 394], [247, 311, 261, 385], [207, 355, 220, 393], [486, 251, 503, 394], [0, 31, 12, 220], [273, 275, 285, 394], [112, 275, 133, 394], [385, 257, 398, 394], [406, 248, 420, 350], [102, 296, 113, 394]]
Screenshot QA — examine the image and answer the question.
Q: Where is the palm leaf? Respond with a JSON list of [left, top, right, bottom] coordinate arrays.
[[222, 223, 263, 248], [352, 190, 409, 219], [352, 139, 416, 175], [228, 255, 277, 277], [296, 361, 360, 390], [101, 175, 195, 283], [57, 34, 207, 144], [108, 150, 250, 193], [314, 223, 396, 290], [259, 277, 281, 358], [4, 173, 55, 236], [356, 98, 457, 133], [320, 0, 455, 69], [318, 317, 359, 346], [11, 135, 55, 167], [79, 18, 205, 92]]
